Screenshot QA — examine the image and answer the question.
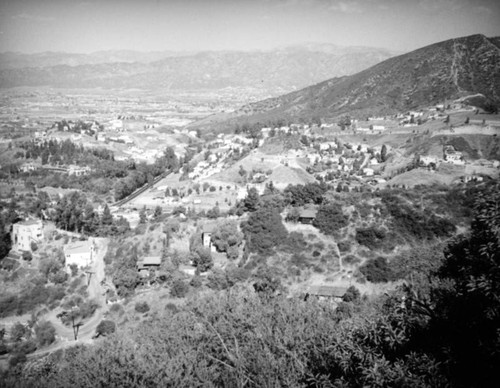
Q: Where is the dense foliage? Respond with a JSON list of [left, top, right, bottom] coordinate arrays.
[[241, 205, 288, 255], [312, 202, 348, 235]]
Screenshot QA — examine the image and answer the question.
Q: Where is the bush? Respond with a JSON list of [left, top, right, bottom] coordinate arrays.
[[35, 321, 56, 346], [359, 257, 393, 283], [338, 240, 351, 253], [355, 227, 386, 249], [342, 286, 361, 303], [95, 320, 116, 337], [135, 301, 150, 314], [22, 251, 33, 261], [313, 203, 349, 235], [170, 280, 189, 298]]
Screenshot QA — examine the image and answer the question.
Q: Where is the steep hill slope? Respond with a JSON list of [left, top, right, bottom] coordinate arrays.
[[192, 34, 500, 129], [0, 45, 395, 94]]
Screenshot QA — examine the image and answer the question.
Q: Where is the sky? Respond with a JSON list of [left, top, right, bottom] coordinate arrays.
[[0, 0, 499, 54]]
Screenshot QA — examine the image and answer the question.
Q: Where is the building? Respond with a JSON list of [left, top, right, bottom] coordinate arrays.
[[137, 256, 162, 277], [201, 224, 217, 252], [64, 241, 95, 268], [299, 208, 317, 224], [11, 219, 43, 251], [305, 285, 348, 302], [20, 162, 37, 173], [363, 168, 374, 177], [68, 165, 91, 176]]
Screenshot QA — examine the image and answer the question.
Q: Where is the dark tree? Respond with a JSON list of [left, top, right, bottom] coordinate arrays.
[[313, 202, 349, 235]]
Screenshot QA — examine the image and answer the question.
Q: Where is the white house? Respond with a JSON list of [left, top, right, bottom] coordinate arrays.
[[64, 241, 95, 268], [12, 219, 43, 251], [420, 156, 439, 166], [363, 168, 374, 176], [68, 165, 91, 176]]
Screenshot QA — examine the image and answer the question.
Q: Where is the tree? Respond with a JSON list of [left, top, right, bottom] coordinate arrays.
[[163, 146, 179, 171], [426, 183, 500, 387], [210, 220, 243, 260], [95, 320, 116, 337], [380, 144, 387, 162], [191, 247, 213, 273], [170, 279, 189, 298], [342, 286, 361, 303], [360, 257, 393, 283], [101, 204, 113, 226], [139, 206, 147, 224], [313, 202, 349, 235], [242, 187, 260, 212], [241, 206, 288, 255], [153, 206, 162, 220], [10, 322, 27, 342], [34, 321, 56, 346], [337, 115, 351, 130]]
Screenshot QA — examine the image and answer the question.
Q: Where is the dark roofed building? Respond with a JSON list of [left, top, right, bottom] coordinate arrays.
[[137, 256, 162, 276], [305, 285, 348, 301], [299, 208, 317, 224]]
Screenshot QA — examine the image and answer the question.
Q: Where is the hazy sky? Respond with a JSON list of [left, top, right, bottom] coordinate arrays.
[[1, 0, 499, 53]]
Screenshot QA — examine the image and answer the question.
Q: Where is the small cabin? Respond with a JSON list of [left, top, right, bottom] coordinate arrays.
[[299, 208, 317, 224], [305, 285, 348, 302]]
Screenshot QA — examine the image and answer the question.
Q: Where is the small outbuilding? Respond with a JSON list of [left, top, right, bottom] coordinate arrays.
[[65, 241, 95, 269], [137, 256, 162, 276], [299, 208, 317, 224], [305, 285, 348, 302]]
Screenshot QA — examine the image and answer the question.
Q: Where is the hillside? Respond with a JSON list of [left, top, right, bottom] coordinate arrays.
[[0, 45, 395, 94], [191, 34, 500, 129]]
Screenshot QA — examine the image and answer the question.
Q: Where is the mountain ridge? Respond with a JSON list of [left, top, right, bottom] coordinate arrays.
[[0, 45, 397, 94], [191, 34, 500, 129]]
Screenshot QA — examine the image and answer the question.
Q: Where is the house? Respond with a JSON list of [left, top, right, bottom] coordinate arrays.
[[179, 264, 197, 276], [298, 208, 317, 224], [68, 165, 91, 176], [419, 155, 439, 166], [305, 285, 348, 302], [64, 241, 95, 268], [201, 225, 217, 252], [11, 219, 43, 251], [363, 167, 374, 176], [137, 256, 161, 277], [20, 162, 37, 173]]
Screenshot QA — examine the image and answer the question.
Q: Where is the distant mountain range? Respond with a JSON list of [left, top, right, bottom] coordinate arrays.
[[0, 45, 397, 94], [192, 34, 500, 129]]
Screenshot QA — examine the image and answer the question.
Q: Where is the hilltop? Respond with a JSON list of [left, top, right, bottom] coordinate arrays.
[[191, 34, 500, 130]]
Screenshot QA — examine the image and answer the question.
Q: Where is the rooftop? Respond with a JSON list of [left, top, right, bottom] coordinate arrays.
[[65, 241, 93, 255], [17, 219, 42, 226], [307, 285, 348, 298], [138, 256, 162, 266]]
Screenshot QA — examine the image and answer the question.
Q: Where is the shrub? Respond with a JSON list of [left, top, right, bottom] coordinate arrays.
[[35, 321, 56, 346], [135, 301, 150, 314], [342, 286, 361, 303], [95, 320, 116, 337], [355, 227, 386, 249], [338, 240, 351, 253], [170, 280, 189, 298], [313, 203, 349, 235], [359, 257, 393, 283], [22, 251, 33, 261]]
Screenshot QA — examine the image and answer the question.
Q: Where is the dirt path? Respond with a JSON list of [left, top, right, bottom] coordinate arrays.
[[25, 238, 110, 358]]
